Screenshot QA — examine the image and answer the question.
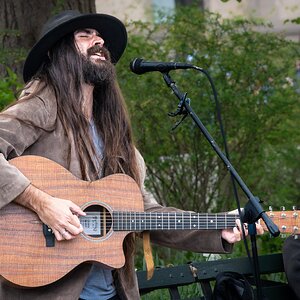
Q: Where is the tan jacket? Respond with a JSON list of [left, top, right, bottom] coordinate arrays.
[[0, 82, 232, 299]]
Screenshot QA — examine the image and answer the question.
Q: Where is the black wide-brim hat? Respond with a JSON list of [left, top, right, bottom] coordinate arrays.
[[23, 10, 127, 83]]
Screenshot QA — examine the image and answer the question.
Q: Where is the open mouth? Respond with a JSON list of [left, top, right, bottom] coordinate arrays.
[[90, 53, 106, 61]]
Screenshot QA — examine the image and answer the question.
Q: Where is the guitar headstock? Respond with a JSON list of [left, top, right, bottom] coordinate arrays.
[[263, 206, 299, 236]]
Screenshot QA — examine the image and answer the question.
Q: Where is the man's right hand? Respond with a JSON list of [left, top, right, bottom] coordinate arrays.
[[14, 184, 86, 241]]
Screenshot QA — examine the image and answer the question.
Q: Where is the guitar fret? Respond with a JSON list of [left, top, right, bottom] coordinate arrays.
[[184, 212, 189, 229], [208, 214, 215, 230], [191, 213, 198, 229], [124, 211, 126, 230], [132, 212, 134, 230], [128, 212, 131, 230], [121, 211, 123, 230], [177, 212, 183, 229], [128, 212, 130, 230], [124, 212, 127, 230], [139, 212, 142, 231], [144, 212, 147, 230], [180, 212, 182, 229], [183, 212, 186, 229], [215, 214, 217, 230], [141, 212, 145, 231], [158, 213, 162, 229], [127, 212, 130, 230]]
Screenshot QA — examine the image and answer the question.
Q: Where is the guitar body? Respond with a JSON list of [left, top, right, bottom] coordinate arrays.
[[0, 155, 143, 287]]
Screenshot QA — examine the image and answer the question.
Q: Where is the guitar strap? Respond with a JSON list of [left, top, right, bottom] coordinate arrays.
[[143, 231, 154, 280]]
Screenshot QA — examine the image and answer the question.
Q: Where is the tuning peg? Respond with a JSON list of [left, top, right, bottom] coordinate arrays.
[[268, 206, 274, 217], [281, 225, 287, 232], [280, 206, 286, 218], [292, 206, 299, 218]]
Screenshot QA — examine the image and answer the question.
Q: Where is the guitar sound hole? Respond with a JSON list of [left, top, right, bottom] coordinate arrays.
[[80, 205, 112, 238]]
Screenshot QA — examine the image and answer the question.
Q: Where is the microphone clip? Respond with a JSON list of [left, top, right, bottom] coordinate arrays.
[[168, 92, 190, 131], [163, 72, 190, 131]]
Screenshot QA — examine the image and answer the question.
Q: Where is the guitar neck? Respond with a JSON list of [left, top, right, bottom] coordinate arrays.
[[112, 212, 239, 231], [112, 210, 300, 234]]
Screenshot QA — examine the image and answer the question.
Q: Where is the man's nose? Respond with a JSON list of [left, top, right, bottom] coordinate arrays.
[[92, 35, 104, 47]]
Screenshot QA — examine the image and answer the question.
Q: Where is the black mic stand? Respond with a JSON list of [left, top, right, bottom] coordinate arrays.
[[162, 72, 280, 300]]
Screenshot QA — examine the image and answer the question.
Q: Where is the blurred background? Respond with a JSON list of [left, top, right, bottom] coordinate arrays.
[[97, 0, 300, 41]]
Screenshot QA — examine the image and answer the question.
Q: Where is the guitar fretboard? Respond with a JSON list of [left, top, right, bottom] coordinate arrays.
[[112, 212, 239, 231]]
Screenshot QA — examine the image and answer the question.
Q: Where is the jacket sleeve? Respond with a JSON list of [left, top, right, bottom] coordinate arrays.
[[135, 149, 233, 254], [0, 90, 56, 209]]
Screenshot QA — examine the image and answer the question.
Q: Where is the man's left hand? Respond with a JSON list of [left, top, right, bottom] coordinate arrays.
[[221, 219, 264, 244]]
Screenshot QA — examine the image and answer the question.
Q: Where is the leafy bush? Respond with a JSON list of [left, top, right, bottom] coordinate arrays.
[[0, 67, 22, 110], [116, 5, 300, 282]]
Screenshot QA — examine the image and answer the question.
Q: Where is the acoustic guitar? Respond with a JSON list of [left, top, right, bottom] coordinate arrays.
[[0, 156, 298, 287]]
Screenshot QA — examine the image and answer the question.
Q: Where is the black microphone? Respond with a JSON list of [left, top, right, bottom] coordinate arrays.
[[130, 58, 194, 75]]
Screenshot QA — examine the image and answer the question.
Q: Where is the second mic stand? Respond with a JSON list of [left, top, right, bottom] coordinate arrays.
[[162, 72, 280, 300]]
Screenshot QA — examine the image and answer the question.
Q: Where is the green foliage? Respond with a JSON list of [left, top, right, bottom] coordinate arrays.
[[116, 5, 300, 282], [0, 29, 27, 77], [285, 17, 300, 25], [118, 6, 299, 211], [0, 67, 22, 110]]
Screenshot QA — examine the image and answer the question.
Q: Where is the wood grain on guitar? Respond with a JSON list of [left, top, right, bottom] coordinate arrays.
[[0, 156, 143, 287]]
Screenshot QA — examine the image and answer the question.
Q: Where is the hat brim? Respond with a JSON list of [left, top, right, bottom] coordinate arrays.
[[23, 13, 127, 83]]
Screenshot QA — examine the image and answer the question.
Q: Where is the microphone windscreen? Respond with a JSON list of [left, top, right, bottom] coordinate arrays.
[[129, 58, 144, 74]]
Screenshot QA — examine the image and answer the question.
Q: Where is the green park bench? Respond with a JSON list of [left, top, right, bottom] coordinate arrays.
[[137, 253, 294, 299]]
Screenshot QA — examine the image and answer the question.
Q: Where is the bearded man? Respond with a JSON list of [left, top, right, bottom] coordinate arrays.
[[0, 10, 260, 300]]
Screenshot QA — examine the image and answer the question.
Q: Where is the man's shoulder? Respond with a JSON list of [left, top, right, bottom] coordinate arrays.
[[21, 80, 54, 101]]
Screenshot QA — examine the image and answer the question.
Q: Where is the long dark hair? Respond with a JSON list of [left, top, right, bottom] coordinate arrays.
[[22, 34, 140, 281], [30, 33, 140, 185]]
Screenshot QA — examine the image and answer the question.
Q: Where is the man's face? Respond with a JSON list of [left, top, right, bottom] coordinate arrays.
[[74, 28, 115, 85], [74, 28, 108, 63]]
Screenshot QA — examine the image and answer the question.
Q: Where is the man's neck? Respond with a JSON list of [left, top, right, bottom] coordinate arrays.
[[82, 83, 94, 120]]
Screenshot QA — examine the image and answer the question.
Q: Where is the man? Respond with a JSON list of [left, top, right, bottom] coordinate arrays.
[[0, 10, 261, 300]]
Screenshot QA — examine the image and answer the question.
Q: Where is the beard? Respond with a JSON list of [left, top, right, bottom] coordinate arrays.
[[81, 45, 116, 86]]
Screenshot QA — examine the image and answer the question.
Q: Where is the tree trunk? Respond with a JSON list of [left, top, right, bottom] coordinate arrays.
[[0, 0, 96, 79]]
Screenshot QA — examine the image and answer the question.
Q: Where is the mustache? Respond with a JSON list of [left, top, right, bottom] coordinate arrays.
[[87, 45, 111, 61]]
